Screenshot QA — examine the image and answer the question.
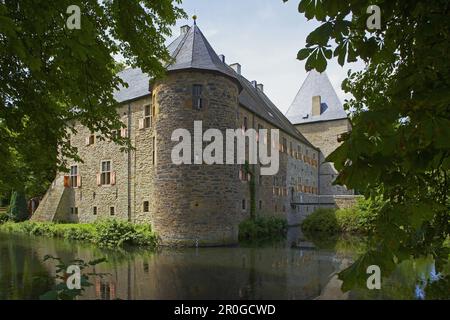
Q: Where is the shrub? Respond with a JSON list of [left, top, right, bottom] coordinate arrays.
[[7, 191, 29, 222], [0, 220, 157, 248], [301, 197, 383, 235], [0, 212, 9, 224], [301, 208, 339, 234], [239, 216, 287, 241]]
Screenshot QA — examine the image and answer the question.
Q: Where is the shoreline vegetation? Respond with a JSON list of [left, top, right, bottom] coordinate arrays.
[[301, 198, 382, 236], [238, 216, 288, 242], [0, 219, 158, 248], [0, 213, 289, 247]]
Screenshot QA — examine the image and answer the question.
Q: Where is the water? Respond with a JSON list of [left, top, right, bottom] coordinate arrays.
[[0, 228, 441, 300]]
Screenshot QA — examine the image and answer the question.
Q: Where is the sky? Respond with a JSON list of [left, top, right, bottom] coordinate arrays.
[[166, 0, 364, 113]]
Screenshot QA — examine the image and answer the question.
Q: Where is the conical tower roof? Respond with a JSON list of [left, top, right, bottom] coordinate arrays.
[[286, 70, 347, 124], [166, 24, 239, 84]]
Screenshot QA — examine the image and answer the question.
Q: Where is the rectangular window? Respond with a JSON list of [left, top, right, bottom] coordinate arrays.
[[259, 200, 262, 210], [110, 207, 115, 216], [89, 134, 95, 145], [74, 207, 78, 215], [101, 161, 111, 185], [242, 199, 246, 210], [152, 136, 156, 165], [192, 84, 203, 110], [144, 105, 152, 128], [290, 142, 293, 156], [143, 201, 149, 212], [282, 138, 287, 153], [70, 165, 78, 188], [93, 206, 97, 215], [243, 116, 248, 131]]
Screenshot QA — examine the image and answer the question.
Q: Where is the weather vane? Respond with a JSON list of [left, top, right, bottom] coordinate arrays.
[[193, 15, 197, 25]]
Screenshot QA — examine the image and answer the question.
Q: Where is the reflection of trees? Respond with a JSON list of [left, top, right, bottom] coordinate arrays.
[[0, 235, 53, 299]]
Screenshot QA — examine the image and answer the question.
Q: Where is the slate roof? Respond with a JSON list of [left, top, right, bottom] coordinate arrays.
[[285, 70, 347, 124], [113, 23, 314, 147]]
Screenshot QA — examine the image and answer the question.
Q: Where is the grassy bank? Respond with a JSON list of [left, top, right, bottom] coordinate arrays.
[[239, 216, 287, 241], [0, 220, 158, 248], [301, 197, 382, 235]]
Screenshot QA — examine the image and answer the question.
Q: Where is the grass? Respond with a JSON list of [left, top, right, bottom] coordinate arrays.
[[0, 219, 158, 248], [238, 216, 287, 241]]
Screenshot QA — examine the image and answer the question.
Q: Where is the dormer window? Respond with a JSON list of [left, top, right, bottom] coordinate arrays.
[[192, 84, 203, 110]]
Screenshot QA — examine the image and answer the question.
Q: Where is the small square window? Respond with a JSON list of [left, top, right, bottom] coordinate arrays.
[[143, 201, 149, 212], [89, 135, 95, 145], [110, 207, 115, 216]]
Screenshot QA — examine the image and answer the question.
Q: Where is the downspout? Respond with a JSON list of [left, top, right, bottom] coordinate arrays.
[[127, 103, 132, 222]]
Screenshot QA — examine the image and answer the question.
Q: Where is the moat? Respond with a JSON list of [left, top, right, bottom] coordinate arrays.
[[0, 228, 438, 300]]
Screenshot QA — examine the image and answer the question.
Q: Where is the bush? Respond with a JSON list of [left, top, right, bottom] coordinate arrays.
[[0, 220, 158, 248], [8, 191, 29, 222], [0, 212, 9, 224], [301, 197, 383, 235], [239, 216, 287, 241], [301, 208, 339, 234]]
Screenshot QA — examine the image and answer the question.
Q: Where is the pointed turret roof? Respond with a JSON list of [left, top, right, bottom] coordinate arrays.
[[286, 70, 347, 124], [166, 24, 239, 84]]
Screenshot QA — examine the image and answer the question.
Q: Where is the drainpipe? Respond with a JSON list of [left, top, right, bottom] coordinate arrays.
[[127, 103, 132, 222]]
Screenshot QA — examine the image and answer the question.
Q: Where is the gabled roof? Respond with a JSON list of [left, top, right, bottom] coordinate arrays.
[[234, 73, 314, 147], [286, 70, 347, 124], [113, 23, 314, 147]]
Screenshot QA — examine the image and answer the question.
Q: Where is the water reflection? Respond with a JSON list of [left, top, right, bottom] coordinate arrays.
[[0, 229, 442, 300]]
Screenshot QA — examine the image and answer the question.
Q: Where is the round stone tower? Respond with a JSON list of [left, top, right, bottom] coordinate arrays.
[[150, 24, 242, 246]]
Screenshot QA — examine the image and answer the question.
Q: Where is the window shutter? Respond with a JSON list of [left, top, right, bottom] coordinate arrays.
[[111, 172, 116, 185], [85, 137, 90, 146], [138, 118, 144, 130], [77, 175, 82, 188], [96, 173, 101, 186], [63, 175, 70, 188]]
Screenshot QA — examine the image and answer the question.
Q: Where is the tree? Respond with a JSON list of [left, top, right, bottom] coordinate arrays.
[[285, 0, 449, 290], [0, 0, 186, 194], [8, 191, 28, 222]]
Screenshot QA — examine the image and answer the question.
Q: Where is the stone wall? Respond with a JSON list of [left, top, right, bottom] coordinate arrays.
[[294, 119, 353, 196], [34, 69, 322, 245]]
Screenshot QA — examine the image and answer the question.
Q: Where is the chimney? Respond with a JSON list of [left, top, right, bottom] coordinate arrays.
[[257, 83, 264, 92], [180, 25, 190, 35], [229, 63, 241, 75], [251, 80, 257, 88], [312, 95, 321, 116], [218, 54, 225, 63]]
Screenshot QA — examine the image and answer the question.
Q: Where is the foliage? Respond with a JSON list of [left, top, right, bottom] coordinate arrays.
[[0, 0, 186, 195], [7, 191, 28, 222], [40, 255, 107, 300], [0, 220, 158, 248], [239, 216, 287, 241], [285, 0, 450, 291], [0, 212, 9, 224], [301, 208, 339, 234], [301, 197, 383, 235]]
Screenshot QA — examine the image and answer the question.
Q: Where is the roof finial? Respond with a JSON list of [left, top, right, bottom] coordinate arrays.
[[192, 15, 197, 25]]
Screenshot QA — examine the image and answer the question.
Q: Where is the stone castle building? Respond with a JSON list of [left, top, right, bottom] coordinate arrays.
[[32, 23, 352, 246]]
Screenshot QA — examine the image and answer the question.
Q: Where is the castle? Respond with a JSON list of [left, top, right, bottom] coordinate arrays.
[[32, 23, 353, 246]]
